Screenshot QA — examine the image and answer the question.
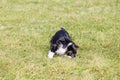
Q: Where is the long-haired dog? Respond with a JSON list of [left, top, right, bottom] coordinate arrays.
[[48, 28, 79, 59]]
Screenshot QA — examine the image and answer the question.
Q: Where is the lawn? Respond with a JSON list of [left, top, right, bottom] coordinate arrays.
[[0, 0, 120, 80]]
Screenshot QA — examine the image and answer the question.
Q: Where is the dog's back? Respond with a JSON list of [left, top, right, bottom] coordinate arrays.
[[50, 28, 71, 44]]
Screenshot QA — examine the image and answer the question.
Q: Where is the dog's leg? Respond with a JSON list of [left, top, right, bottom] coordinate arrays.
[[48, 50, 55, 59], [48, 44, 57, 59]]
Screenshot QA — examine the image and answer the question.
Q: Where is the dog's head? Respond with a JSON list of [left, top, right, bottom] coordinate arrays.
[[66, 43, 79, 58]]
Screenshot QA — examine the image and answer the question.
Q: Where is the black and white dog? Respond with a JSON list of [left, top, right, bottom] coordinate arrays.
[[48, 27, 79, 59]]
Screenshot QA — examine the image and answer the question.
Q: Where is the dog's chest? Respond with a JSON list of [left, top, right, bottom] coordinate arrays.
[[55, 45, 67, 55]]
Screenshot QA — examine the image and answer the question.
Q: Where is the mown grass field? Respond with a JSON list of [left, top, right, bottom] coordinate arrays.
[[0, 0, 120, 80]]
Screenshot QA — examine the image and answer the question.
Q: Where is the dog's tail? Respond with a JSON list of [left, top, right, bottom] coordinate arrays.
[[61, 26, 65, 30]]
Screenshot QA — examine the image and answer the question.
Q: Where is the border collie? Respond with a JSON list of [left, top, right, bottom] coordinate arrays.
[[48, 27, 79, 59]]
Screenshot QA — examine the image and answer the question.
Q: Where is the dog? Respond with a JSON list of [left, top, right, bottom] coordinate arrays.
[[48, 27, 79, 59]]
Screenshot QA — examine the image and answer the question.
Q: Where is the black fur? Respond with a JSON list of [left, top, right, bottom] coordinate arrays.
[[49, 27, 79, 58]]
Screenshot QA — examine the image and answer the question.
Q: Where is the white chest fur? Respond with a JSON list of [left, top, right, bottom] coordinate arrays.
[[55, 44, 67, 55], [48, 42, 73, 59]]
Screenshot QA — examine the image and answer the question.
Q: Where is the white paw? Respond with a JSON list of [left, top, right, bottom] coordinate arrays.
[[48, 51, 55, 59], [67, 56, 72, 58], [64, 55, 72, 58]]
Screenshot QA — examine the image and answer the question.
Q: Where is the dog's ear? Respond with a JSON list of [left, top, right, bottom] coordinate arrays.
[[72, 44, 79, 50], [75, 44, 79, 48]]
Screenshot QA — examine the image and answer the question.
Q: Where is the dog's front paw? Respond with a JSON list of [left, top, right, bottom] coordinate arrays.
[[64, 55, 72, 58], [48, 51, 55, 59]]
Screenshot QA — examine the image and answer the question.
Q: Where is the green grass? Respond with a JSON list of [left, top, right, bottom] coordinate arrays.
[[0, 0, 120, 80]]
